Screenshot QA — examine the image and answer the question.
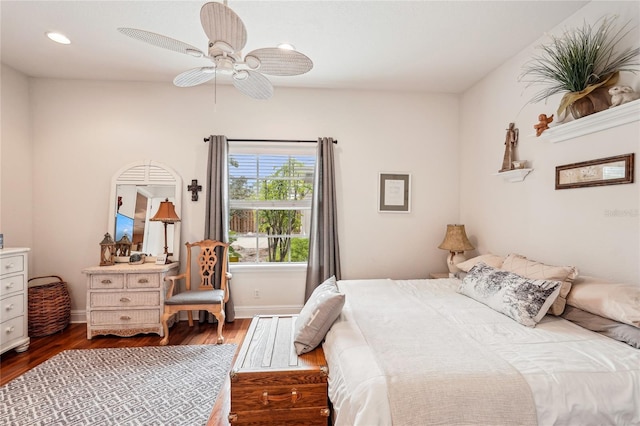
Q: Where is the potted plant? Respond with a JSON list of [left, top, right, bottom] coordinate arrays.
[[519, 16, 639, 120]]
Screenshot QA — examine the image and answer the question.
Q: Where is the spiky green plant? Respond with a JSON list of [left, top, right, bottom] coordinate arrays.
[[520, 16, 639, 104]]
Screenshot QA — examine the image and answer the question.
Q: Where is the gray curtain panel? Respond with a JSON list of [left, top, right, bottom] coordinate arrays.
[[204, 135, 235, 322], [304, 137, 342, 301]]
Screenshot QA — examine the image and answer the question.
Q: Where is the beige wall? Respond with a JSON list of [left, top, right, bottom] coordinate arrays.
[[459, 1, 640, 284], [2, 75, 460, 319], [0, 64, 33, 273]]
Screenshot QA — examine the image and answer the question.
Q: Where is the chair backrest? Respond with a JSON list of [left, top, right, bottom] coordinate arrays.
[[184, 240, 229, 293]]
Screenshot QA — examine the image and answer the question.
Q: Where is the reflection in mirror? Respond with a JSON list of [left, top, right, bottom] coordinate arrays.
[[108, 161, 182, 260], [116, 185, 175, 255]]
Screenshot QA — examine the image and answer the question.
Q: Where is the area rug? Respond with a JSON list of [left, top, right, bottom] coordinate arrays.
[[0, 344, 237, 425]]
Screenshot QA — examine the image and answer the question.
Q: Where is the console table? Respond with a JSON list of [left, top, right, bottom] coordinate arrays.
[[83, 262, 179, 339]]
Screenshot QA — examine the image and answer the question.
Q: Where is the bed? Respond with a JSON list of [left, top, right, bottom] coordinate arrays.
[[321, 274, 640, 426]]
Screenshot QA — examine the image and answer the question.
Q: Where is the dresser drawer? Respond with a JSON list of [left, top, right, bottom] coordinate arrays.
[[90, 274, 125, 289], [1, 315, 25, 346], [90, 291, 160, 308], [90, 309, 160, 326], [0, 273, 26, 297], [127, 274, 159, 289], [0, 293, 24, 322], [1, 255, 24, 277]]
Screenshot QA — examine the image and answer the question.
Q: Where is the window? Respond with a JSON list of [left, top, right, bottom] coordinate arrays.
[[228, 142, 316, 264]]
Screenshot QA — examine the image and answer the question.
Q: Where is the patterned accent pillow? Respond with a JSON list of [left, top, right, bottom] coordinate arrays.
[[458, 262, 562, 327], [501, 253, 578, 316], [456, 254, 505, 272], [293, 276, 345, 355]]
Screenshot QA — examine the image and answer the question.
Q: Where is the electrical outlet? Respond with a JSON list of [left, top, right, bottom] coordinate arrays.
[[254, 289, 260, 298]]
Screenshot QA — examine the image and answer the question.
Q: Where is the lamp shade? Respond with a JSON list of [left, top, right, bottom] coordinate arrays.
[[438, 224, 474, 252], [150, 199, 181, 223]]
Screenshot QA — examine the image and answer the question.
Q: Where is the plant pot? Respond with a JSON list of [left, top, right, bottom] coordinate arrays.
[[568, 87, 611, 119]]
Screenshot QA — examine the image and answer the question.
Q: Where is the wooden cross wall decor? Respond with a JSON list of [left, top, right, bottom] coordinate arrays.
[[188, 179, 202, 201]]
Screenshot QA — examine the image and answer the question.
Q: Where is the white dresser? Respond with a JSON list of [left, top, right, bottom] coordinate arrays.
[[1, 248, 30, 354], [82, 262, 179, 339]]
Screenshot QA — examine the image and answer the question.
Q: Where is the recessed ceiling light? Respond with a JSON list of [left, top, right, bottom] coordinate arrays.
[[277, 43, 295, 51], [46, 32, 71, 45]]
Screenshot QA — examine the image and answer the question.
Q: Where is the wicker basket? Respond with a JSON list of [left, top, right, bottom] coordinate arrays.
[[28, 275, 71, 337]]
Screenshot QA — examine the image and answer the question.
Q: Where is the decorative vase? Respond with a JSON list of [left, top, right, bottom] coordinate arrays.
[[568, 87, 611, 119]]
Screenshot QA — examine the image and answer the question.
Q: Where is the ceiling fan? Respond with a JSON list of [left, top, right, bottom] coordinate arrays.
[[118, 1, 313, 100]]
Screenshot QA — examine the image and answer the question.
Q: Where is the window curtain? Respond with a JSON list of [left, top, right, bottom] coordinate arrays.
[[203, 135, 235, 322], [304, 137, 341, 301]]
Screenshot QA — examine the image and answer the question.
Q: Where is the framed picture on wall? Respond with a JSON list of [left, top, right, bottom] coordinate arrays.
[[378, 173, 411, 213], [556, 153, 634, 190]]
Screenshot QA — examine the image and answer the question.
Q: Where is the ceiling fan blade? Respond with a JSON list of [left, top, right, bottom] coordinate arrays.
[[200, 2, 247, 53], [174, 67, 217, 87], [244, 48, 313, 76], [118, 28, 205, 57], [232, 70, 273, 100]]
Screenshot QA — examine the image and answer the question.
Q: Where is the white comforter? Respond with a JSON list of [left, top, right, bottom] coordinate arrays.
[[323, 279, 640, 426]]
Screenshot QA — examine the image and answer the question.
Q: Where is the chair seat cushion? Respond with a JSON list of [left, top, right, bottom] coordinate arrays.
[[166, 289, 225, 305]]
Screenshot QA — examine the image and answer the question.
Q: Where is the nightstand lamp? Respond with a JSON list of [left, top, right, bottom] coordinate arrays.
[[438, 224, 474, 274], [150, 199, 181, 263]]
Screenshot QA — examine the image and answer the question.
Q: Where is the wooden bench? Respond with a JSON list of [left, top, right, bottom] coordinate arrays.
[[228, 315, 330, 425]]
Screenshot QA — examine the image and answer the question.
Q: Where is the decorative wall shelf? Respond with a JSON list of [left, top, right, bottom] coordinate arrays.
[[541, 99, 640, 143], [493, 168, 533, 182]]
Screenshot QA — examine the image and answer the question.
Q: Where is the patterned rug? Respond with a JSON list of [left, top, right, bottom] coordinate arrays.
[[0, 344, 236, 425]]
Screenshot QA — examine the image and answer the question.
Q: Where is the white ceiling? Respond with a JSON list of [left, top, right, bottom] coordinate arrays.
[[1, 1, 589, 94]]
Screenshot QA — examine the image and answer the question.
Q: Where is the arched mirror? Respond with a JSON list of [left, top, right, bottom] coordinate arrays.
[[107, 160, 182, 260]]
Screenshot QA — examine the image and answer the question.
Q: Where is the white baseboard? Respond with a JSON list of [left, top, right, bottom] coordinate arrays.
[[234, 305, 303, 318], [70, 310, 86, 323]]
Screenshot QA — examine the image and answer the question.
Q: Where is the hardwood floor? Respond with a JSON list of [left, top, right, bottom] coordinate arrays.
[[0, 319, 252, 425]]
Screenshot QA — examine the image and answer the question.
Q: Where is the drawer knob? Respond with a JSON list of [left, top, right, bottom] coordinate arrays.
[[120, 297, 131, 303], [101, 279, 112, 284], [5, 282, 14, 289], [5, 325, 15, 334], [5, 303, 14, 311], [4, 263, 13, 270], [138, 278, 149, 284], [120, 315, 131, 321], [261, 388, 299, 405]]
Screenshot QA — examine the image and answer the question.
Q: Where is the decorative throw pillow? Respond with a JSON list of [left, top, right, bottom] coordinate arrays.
[[458, 262, 561, 327], [561, 306, 640, 349], [501, 253, 578, 316], [456, 254, 505, 272], [566, 276, 640, 328], [293, 276, 345, 355]]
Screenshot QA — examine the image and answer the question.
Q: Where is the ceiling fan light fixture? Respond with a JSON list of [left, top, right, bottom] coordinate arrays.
[[233, 70, 249, 81], [46, 31, 71, 45], [245, 55, 261, 70], [277, 43, 295, 51]]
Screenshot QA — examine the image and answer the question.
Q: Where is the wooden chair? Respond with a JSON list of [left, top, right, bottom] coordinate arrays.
[[160, 240, 230, 345]]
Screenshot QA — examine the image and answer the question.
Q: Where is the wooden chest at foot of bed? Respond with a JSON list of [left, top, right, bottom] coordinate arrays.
[[228, 315, 330, 425]]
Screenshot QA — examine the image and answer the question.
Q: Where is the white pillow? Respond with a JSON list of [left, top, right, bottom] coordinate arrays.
[[567, 275, 640, 328], [456, 254, 505, 272], [293, 276, 345, 355], [501, 253, 578, 316], [458, 262, 561, 327]]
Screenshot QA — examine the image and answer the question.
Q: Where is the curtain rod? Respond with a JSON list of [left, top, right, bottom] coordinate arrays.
[[203, 137, 337, 144]]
